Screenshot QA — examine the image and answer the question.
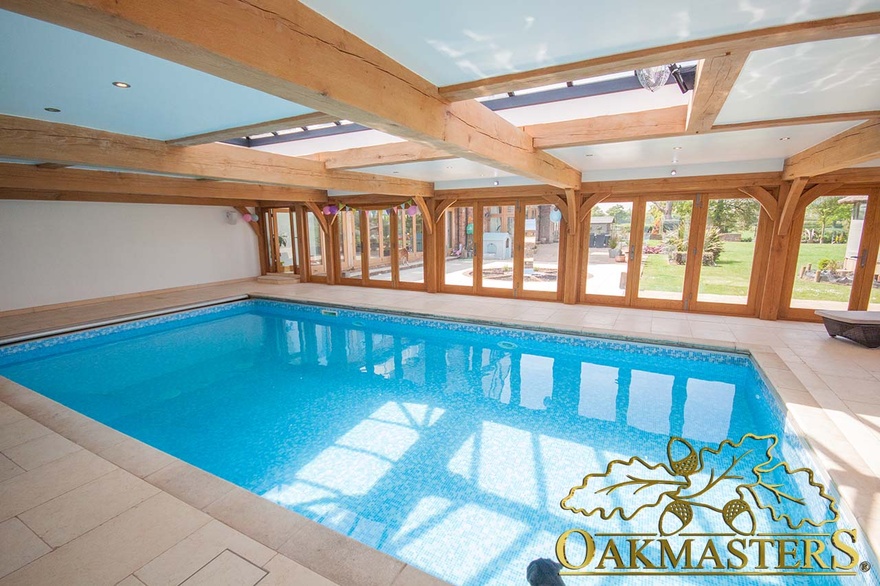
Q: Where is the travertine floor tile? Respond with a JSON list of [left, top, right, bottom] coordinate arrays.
[[205, 488, 311, 550], [0, 449, 116, 522], [0, 518, 50, 579], [0, 418, 52, 451], [19, 468, 159, 547], [390, 565, 449, 586], [99, 437, 177, 478], [179, 550, 266, 586], [0, 405, 25, 427], [1, 492, 210, 586], [0, 454, 24, 483], [146, 461, 234, 510], [257, 554, 337, 586], [116, 576, 146, 586], [135, 520, 273, 586], [3, 432, 82, 471]]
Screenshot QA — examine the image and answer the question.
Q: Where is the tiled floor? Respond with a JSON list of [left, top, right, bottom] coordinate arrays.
[[1, 279, 879, 584]]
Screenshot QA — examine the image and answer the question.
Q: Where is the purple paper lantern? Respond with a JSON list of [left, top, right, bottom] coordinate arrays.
[[406, 205, 419, 216]]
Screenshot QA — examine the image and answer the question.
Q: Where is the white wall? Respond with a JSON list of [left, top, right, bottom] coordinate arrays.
[[0, 200, 261, 311]]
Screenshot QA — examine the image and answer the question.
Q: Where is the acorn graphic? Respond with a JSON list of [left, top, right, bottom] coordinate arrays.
[[722, 498, 756, 535], [659, 500, 693, 535], [667, 437, 699, 477]]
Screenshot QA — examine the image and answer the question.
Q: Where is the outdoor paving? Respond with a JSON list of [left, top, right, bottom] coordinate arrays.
[[1, 279, 880, 583]]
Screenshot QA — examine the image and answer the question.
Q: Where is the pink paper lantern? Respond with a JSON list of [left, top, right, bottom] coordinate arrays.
[[322, 205, 332, 215], [406, 205, 419, 216], [241, 213, 252, 222]]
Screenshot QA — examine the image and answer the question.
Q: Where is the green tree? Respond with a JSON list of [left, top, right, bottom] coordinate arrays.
[[807, 198, 850, 243], [605, 204, 631, 224], [708, 199, 759, 233]]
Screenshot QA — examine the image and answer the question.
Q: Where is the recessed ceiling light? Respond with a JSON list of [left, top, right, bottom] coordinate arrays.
[[673, 146, 682, 150], [779, 137, 790, 141], [392, 171, 399, 174], [585, 153, 594, 157], [44, 107, 61, 113], [112, 81, 131, 89], [670, 170, 677, 176], [493, 180, 500, 186]]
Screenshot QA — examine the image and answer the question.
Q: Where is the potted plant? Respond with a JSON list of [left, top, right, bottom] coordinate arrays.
[[616, 243, 627, 262], [608, 235, 619, 258]]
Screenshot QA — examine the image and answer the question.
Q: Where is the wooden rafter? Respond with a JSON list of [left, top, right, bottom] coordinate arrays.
[[776, 178, 809, 235], [0, 115, 432, 197], [310, 142, 450, 170], [527, 106, 688, 149], [687, 52, 750, 134], [737, 185, 777, 222], [167, 111, 338, 146], [5, 0, 580, 189], [0, 163, 328, 202], [439, 13, 880, 100], [783, 119, 880, 179]]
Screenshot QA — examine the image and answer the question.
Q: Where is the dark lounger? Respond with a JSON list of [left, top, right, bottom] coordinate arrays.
[[815, 310, 880, 348]]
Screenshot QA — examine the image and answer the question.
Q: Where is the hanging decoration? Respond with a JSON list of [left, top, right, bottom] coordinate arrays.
[[549, 207, 563, 223]]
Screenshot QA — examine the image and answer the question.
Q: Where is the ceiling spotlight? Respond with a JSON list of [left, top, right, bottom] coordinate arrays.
[[668, 63, 689, 93], [585, 153, 594, 157], [493, 180, 500, 186], [112, 81, 131, 89], [779, 137, 790, 141], [43, 107, 61, 113], [670, 170, 677, 176], [673, 146, 682, 150]]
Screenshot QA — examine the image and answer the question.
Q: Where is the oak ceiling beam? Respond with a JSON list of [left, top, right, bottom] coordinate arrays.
[[167, 111, 338, 147], [0, 163, 328, 202], [687, 52, 750, 134], [0, 115, 431, 197], [0, 188, 258, 207], [783, 119, 880, 179], [3, 0, 580, 190], [309, 142, 451, 170], [439, 13, 880, 101], [526, 106, 688, 149]]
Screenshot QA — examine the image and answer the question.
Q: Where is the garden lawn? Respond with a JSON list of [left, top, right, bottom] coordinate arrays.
[[638, 242, 879, 303]]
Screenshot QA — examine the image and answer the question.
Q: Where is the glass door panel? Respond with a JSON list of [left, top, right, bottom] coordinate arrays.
[[789, 195, 854, 311], [398, 209, 424, 284], [275, 210, 295, 273], [481, 205, 514, 291], [585, 203, 632, 297], [638, 200, 693, 301], [443, 206, 475, 288], [366, 210, 393, 282], [869, 235, 880, 310], [306, 211, 326, 278], [696, 198, 760, 305], [337, 210, 362, 280], [522, 204, 559, 294]]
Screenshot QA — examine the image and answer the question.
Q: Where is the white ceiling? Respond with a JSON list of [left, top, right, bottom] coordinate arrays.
[[716, 35, 880, 124], [302, 0, 880, 86], [0, 10, 313, 141]]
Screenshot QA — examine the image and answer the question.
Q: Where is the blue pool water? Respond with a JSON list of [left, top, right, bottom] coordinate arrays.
[[0, 299, 876, 585]]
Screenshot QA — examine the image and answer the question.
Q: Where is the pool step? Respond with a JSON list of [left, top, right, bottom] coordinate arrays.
[[256, 273, 301, 284]]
